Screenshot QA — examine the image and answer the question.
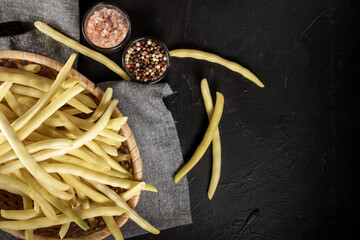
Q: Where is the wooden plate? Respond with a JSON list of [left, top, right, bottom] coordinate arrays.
[[0, 50, 143, 240]]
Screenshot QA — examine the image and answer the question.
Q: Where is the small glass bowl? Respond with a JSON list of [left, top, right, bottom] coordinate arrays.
[[82, 2, 131, 53], [122, 37, 170, 84]]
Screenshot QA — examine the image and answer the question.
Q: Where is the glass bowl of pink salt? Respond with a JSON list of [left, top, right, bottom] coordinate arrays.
[[82, 2, 131, 53]]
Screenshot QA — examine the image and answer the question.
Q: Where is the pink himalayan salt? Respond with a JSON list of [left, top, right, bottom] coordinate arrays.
[[86, 7, 128, 48]]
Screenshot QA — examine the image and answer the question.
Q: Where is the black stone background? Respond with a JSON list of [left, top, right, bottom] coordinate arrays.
[[78, 0, 360, 239]]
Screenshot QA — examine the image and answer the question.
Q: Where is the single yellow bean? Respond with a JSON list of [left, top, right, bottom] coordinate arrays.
[[1, 209, 38, 220], [59, 222, 70, 239], [103, 216, 124, 240], [75, 93, 97, 109], [0, 207, 125, 230], [113, 153, 132, 162], [0, 82, 13, 101], [34, 21, 130, 80], [62, 77, 79, 89], [19, 64, 41, 73], [88, 88, 112, 122], [0, 104, 17, 119], [94, 140, 119, 156], [106, 117, 128, 132], [22, 196, 34, 240], [170, 49, 264, 88], [120, 182, 145, 201]]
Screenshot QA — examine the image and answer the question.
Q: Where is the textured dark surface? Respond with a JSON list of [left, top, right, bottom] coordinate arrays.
[[78, 0, 359, 239]]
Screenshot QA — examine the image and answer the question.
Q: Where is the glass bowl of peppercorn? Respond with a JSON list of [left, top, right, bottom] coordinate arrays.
[[122, 37, 170, 84]]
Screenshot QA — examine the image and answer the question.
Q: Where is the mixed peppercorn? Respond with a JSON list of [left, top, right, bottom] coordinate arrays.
[[124, 38, 169, 82]]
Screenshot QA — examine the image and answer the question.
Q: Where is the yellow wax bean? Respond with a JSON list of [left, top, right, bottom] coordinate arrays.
[[19, 64, 41, 73], [0, 207, 125, 230], [88, 88, 112, 122], [170, 49, 264, 88], [120, 182, 145, 201], [1, 209, 38, 220], [103, 216, 124, 240], [0, 82, 13, 101], [34, 21, 130, 80], [59, 222, 70, 239]]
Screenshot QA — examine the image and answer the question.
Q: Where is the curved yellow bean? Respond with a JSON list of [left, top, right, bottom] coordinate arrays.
[[34, 21, 130, 80], [103, 216, 124, 240], [120, 182, 145, 201], [88, 88, 112, 122], [170, 49, 264, 88]]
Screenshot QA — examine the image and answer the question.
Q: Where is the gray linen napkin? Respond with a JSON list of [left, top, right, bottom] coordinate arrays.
[[98, 81, 192, 239], [0, 0, 79, 64], [0, 0, 192, 239]]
